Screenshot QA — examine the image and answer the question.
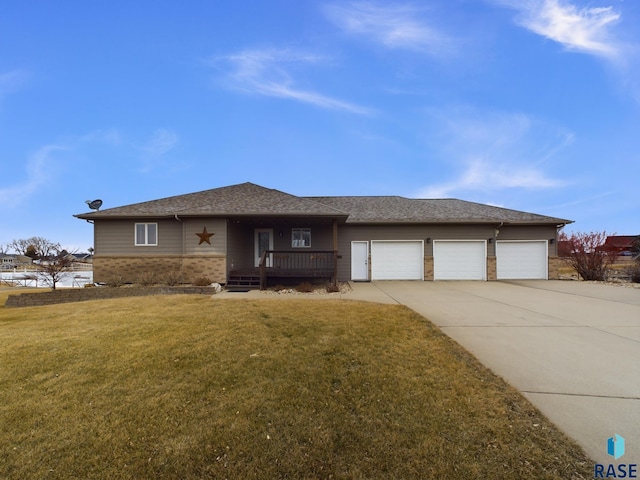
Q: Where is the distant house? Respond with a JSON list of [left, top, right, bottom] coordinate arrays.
[[603, 235, 640, 256], [66, 252, 94, 263], [75, 182, 573, 287], [1, 254, 33, 269]]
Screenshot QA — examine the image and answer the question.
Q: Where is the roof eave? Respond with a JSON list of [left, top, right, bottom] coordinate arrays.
[[344, 219, 573, 225], [75, 212, 350, 220]]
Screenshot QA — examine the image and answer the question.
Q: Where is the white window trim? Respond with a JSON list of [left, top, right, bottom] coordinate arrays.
[[292, 227, 311, 248], [135, 223, 158, 246]]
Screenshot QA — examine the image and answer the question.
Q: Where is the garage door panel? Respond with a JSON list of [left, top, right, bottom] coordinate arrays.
[[497, 241, 547, 280], [371, 241, 423, 280], [434, 241, 486, 280]]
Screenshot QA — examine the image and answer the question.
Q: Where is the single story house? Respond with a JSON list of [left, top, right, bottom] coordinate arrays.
[[603, 235, 640, 257], [1, 254, 33, 269], [75, 182, 572, 287]]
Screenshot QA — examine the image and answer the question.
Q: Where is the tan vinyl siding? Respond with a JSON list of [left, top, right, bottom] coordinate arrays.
[[184, 218, 226, 255], [94, 219, 183, 255], [498, 225, 558, 256], [94, 218, 227, 256]]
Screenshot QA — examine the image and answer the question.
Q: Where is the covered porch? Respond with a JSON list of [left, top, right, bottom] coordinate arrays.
[[225, 216, 342, 290], [227, 250, 337, 290]]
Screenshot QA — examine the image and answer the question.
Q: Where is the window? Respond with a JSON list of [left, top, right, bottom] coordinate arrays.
[[135, 223, 158, 246], [292, 228, 311, 248]]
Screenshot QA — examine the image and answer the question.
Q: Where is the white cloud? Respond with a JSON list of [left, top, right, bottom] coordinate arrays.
[[495, 1, 640, 103], [420, 158, 565, 198], [137, 128, 179, 173], [496, 0, 621, 59], [213, 48, 372, 115], [0, 69, 29, 99], [416, 107, 571, 198], [0, 144, 67, 207], [324, 2, 456, 56], [140, 128, 178, 157], [323, 2, 456, 56]]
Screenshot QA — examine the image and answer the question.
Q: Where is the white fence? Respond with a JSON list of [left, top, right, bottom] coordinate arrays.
[[0, 268, 94, 288]]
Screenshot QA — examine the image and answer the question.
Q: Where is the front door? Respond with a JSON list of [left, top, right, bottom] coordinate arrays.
[[255, 228, 274, 267], [351, 241, 369, 281]]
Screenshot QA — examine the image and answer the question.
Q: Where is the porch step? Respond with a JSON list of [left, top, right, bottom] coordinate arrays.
[[226, 272, 261, 290]]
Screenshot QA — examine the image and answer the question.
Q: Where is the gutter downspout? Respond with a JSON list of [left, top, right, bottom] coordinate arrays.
[[174, 215, 185, 255]]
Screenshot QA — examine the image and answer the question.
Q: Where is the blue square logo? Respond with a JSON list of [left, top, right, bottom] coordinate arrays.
[[608, 434, 625, 460]]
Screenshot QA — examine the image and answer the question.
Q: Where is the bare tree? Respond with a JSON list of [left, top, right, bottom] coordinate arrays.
[[39, 250, 75, 290], [10, 237, 61, 258], [9, 237, 74, 289], [9, 238, 31, 256], [558, 231, 617, 281]]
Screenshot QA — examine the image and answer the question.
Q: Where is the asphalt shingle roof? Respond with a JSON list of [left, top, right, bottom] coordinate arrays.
[[308, 196, 570, 224], [75, 182, 572, 225], [75, 183, 347, 219]]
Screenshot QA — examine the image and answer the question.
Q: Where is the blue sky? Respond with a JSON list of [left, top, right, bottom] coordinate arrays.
[[1, 0, 639, 251]]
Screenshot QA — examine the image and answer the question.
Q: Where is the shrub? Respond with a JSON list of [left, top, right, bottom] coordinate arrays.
[[558, 231, 617, 281], [106, 274, 124, 287], [325, 282, 340, 293], [295, 282, 314, 293], [629, 264, 640, 283], [137, 271, 157, 286], [164, 270, 182, 286], [192, 276, 212, 286]]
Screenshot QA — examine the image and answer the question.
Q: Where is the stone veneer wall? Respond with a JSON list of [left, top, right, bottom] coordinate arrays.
[[93, 255, 226, 285], [5, 286, 217, 308], [487, 256, 497, 281], [548, 256, 563, 280], [424, 256, 434, 281]]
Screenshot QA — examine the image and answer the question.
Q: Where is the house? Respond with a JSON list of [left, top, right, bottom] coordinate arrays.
[[74, 182, 572, 287], [1, 254, 33, 269], [603, 235, 640, 257], [68, 252, 94, 263]]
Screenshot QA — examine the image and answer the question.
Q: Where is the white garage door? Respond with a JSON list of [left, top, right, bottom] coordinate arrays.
[[434, 241, 486, 280], [371, 240, 423, 280], [497, 241, 548, 280]]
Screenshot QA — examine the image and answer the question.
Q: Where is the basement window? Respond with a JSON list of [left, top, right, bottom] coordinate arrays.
[[292, 228, 311, 248], [135, 223, 158, 246]]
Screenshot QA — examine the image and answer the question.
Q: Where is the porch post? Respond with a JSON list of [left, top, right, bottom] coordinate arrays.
[[332, 219, 338, 287]]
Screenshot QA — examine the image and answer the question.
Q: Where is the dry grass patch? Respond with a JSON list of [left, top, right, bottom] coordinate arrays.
[[0, 296, 591, 479]]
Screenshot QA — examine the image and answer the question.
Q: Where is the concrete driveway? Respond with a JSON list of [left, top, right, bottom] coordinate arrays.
[[362, 280, 640, 464]]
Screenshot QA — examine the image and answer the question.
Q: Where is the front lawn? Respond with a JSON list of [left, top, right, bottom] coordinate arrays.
[[0, 296, 591, 479]]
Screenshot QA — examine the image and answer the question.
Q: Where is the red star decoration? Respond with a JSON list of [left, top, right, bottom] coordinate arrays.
[[196, 227, 214, 245]]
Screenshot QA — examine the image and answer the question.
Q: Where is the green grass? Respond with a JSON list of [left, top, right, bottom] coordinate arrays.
[[0, 296, 591, 479]]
